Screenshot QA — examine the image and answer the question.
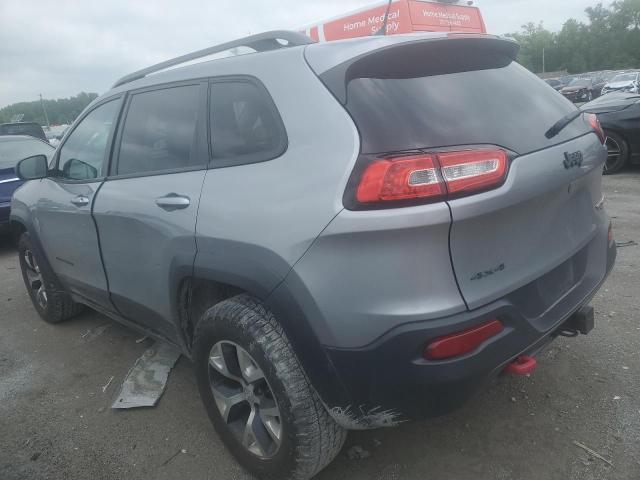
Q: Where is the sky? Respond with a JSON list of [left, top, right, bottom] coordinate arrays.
[[0, 0, 595, 108]]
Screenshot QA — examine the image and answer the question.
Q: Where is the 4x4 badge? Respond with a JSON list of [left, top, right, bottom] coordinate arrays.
[[564, 151, 583, 169]]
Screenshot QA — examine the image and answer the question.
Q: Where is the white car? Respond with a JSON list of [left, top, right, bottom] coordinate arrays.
[[601, 71, 639, 95]]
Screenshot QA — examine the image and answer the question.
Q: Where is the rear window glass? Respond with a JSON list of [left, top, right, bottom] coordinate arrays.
[[344, 61, 589, 155], [0, 123, 46, 141]]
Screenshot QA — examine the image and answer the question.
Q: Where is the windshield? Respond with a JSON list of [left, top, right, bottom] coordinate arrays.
[[0, 137, 54, 170], [568, 78, 591, 88], [611, 73, 637, 83]]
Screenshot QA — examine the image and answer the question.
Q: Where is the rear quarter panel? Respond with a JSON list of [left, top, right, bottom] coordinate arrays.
[[194, 47, 360, 294]]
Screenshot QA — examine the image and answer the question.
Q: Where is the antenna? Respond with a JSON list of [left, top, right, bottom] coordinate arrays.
[[374, 0, 394, 36]]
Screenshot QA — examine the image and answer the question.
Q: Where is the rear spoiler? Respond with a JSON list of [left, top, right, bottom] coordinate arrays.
[[307, 35, 520, 104]]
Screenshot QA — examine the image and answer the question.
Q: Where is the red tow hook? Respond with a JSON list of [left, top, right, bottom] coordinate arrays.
[[506, 355, 537, 375]]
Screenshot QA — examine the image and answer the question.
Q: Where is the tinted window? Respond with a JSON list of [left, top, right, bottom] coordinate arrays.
[[210, 81, 286, 167], [0, 138, 54, 169], [117, 85, 202, 176], [58, 100, 120, 180], [344, 62, 589, 155], [0, 123, 46, 141]]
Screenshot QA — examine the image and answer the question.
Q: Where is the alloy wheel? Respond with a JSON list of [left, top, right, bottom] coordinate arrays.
[[23, 249, 47, 309], [605, 135, 621, 173], [208, 341, 282, 459]]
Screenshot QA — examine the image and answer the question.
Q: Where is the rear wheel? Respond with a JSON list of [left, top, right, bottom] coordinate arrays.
[[604, 131, 629, 175], [193, 294, 346, 480], [18, 232, 83, 323]]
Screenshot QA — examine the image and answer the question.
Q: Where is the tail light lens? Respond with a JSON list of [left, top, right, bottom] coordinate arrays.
[[424, 319, 504, 360], [357, 155, 446, 203], [355, 148, 508, 206], [439, 150, 508, 195], [585, 113, 606, 144]]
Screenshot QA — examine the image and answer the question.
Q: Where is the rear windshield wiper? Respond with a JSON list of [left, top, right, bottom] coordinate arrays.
[[545, 110, 583, 139]]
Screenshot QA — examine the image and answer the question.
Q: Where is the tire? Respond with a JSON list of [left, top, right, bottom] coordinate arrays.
[[604, 131, 629, 175], [18, 232, 83, 323], [193, 294, 347, 480]]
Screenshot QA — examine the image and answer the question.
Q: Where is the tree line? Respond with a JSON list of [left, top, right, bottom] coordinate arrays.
[[509, 0, 640, 74], [0, 92, 98, 126]]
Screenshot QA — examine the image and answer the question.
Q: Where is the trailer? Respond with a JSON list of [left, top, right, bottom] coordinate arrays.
[[301, 0, 486, 42]]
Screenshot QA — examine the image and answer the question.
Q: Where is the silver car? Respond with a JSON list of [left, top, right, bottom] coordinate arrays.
[[10, 31, 616, 479]]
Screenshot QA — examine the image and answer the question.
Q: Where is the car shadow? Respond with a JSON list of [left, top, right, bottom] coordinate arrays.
[[0, 232, 16, 255]]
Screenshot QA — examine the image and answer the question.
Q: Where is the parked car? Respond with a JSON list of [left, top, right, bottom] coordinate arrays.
[[545, 78, 564, 91], [601, 71, 640, 96], [582, 92, 640, 174], [0, 135, 54, 230], [561, 77, 606, 102], [45, 125, 69, 147], [0, 122, 48, 142], [10, 31, 616, 480], [559, 75, 575, 86]]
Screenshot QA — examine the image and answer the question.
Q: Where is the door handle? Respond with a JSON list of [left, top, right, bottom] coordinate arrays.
[[155, 194, 190, 211], [71, 195, 90, 207]]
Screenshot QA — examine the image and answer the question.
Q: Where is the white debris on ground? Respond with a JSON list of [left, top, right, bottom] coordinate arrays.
[[112, 342, 181, 409], [80, 324, 111, 342]]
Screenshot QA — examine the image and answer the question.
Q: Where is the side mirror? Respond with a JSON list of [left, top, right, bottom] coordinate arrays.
[[16, 155, 48, 180], [61, 158, 98, 180]]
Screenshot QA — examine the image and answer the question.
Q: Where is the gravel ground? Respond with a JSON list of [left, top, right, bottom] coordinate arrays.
[[1, 169, 639, 480]]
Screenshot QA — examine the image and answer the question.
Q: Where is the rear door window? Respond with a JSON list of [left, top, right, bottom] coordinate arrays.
[[116, 84, 205, 176], [209, 80, 287, 168]]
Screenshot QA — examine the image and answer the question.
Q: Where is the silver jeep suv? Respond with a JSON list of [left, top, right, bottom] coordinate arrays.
[[11, 31, 616, 479]]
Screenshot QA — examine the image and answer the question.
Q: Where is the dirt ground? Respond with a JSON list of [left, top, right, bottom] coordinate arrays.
[[1, 169, 639, 480]]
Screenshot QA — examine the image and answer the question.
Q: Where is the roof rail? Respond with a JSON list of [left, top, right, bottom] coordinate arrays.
[[112, 30, 313, 88]]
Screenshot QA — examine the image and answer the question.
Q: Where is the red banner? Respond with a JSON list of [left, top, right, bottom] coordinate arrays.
[[322, 2, 413, 41], [305, 1, 486, 42], [408, 1, 485, 32]]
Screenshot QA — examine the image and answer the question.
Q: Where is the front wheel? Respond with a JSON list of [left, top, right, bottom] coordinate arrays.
[[18, 232, 83, 323], [193, 294, 347, 480]]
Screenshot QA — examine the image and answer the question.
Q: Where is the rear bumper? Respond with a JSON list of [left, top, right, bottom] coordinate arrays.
[[321, 230, 616, 428]]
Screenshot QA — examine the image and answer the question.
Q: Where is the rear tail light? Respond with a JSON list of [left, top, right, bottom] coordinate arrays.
[[439, 150, 508, 195], [356, 156, 446, 203], [354, 148, 508, 206], [423, 319, 504, 360], [585, 113, 606, 144]]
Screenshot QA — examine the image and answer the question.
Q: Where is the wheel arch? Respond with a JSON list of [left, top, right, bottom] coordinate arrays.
[[9, 219, 27, 244], [176, 274, 247, 354], [176, 266, 355, 423]]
